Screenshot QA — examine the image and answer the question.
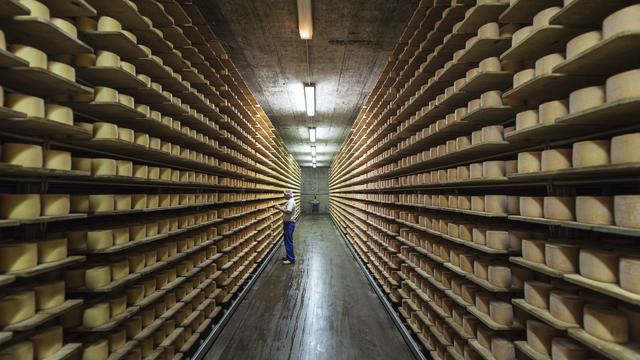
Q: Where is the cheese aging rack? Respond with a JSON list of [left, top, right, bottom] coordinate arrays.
[[330, 1, 640, 360], [0, 0, 301, 359]]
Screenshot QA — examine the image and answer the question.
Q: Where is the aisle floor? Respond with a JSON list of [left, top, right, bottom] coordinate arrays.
[[205, 214, 414, 360]]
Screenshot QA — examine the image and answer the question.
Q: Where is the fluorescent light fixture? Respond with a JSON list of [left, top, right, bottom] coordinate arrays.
[[309, 127, 316, 142], [311, 145, 316, 157], [312, 156, 316, 164], [312, 163, 316, 168], [297, 0, 313, 39], [304, 84, 315, 116]]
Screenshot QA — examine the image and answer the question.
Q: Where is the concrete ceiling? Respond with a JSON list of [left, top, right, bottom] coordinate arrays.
[[196, 0, 417, 166]]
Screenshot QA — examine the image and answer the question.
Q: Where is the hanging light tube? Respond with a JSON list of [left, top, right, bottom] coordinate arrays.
[[304, 84, 315, 116], [297, 0, 313, 40], [309, 127, 316, 143], [311, 145, 316, 157]]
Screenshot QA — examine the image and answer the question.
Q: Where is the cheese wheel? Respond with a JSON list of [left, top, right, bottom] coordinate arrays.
[[45, 104, 73, 125], [47, 61, 75, 81], [0, 242, 37, 272], [619, 304, 640, 342], [513, 68, 535, 88], [97, 16, 121, 31], [120, 61, 135, 75], [0, 194, 41, 219], [82, 340, 108, 360], [87, 230, 113, 250], [479, 57, 501, 73], [569, 86, 605, 113], [38, 237, 67, 263], [94, 87, 118, 103], [110, 295, 126, 316], [522, 239, 546, 263], [486, 231, 510, 250], [539, 100, 569, 124], [550, 291, 583, 325], [620, 257, 640, 294], [519, 197, 543, 218], [120, 30, 137, 43], [42, 150, 71, 171], [114, 194, 131, 211], [482, 126, 504, 142], [614, 195, 640, 228], [71, 157, 91, 172], [41, 194, 70, 216], [125, 316, 142, 338], [118, 127, 134, 143], [0, 291, 35, 325], [517, 151, 541, 173], [472, 196, 485, 212], [514, 110, 538, 131], [135, 133, 149, 147], [108, 328, 126, 352], [544, 196, 575, 221], [93, 122, 118, 139], [512, 26, 532, 46], [480, 91, 503, 108], [128, 253, 145, 272], [85, 265, 111, 288], [567, 31, 602, 59], [474, 261, 489, 280], [603, 5, 640, 39], [31, 326, 62, 359], [488, 265, 511, 288], [3, 143, 44, 168], [551, 338, 587, 360], [584, 304, 628, 343], [575, 196, 614, 225], [95, 50, 120, 68], [527, 320, 556, 355], [482, 161, 505, 178], [478, 22, 500, 38], [116, 160, 133, 177], [476, 292, 492, 314], [533, 7, 561, 30], [541, 148, 572, 171], [607, 69, 640, 102], [0, 342, 33, 360], [89, 194, 114, 213], [535, 53, 565, 76], [491, 337, 515, 360], [118, 94, 134, 108], [572, 140, 610, 167], [32, 281, 65, 312], [485, 195, 508, 214], [524, 281, 552, 309], [10, 94, 45, 121], [10, 45, 47, 68], [489, 301, 514, 325], [111, 227, 129, 245], [545, 243, 579, 273], [611, 133, 640, 164], [579, 248, 618, 283], [137, 74, 151, 87]]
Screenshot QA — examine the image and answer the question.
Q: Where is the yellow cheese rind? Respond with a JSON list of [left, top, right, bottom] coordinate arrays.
[[0, 291, 36, 326], [0, 194, 41, 219], [620, 257, 640, 294], [602, 5, 640, 39], [614, 195, 640, 228], [579, 248, 618, 283], [33, 281, 65, 310], [583, 304, 628, 343], [31, 326, 63, 359], [549, 291, 583, 325], [0, 242, 37, 272], [2, 143, 43, 168]]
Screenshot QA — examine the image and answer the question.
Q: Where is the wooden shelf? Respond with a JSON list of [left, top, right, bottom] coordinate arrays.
[[513, 299, 579, 331], [6, 255, 85, 278], [0, 213, 87, 228], [508, 163, 640, 183], [500, 25, 584, 62], [2, 299, 83, 332], [46, 0, 96, 16], [509, 257, 565, 278], [133, 28, 173, 54], [503, 73, 602, 104], [468, 339, 497, 360], [456, 2, 509, 34], [136, 0, 174, 27], [554, 32, 640, 76], [514, 341, 549, 360], [80, 31, 148, 59], [2, 17, 92, 54], [508, 215, 640, 237], [64, 101, 148, 120], [0, 117, 92, 139], [86, 0, 150, 30], [564, 273, 640, 306], [43, 343, 83, 360], [459, 71, 513, 92], [549, 0, 637, 27], [72, 304, 139, 333], [0, 0, 29, 17], [499, 0, 563, 24], [0, 67, 93, 97], [77, 66, 148, 89], [0, 48, 29, 68], [568, 328, 640, 360]]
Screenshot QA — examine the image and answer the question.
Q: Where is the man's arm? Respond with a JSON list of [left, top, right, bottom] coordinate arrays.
[[274, 204, 293, 214]]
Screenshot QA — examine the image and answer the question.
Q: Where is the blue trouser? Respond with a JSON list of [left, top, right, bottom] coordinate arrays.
[[283, 221, 295, 262]]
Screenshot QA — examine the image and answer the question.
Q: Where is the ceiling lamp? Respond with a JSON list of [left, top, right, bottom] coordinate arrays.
[[311, 145, 316, 157], [297, 0, 313, 40], [309, 127, 316, 143], [304, 84, 315, 116], [312, 163, 317, 168]]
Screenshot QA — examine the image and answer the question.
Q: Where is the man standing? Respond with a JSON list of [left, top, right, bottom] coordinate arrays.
[[275, 189, 296, 264]]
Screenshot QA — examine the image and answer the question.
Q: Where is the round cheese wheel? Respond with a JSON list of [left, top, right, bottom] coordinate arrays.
[[112, 227, 129, 245], [481, 91, 503, 108], [135, 133, 149, 147], [82, 339, 108, 360], [614, 195, 640, 228], [474, 260, 489, 280], [482, 125, 504, 142], [89, 194, 115, 213], [97, 16, 121, 31], [110, 295, 126, 316], [541, 148, 572, 171], [114, 194, 131, 211], [85, 265, 111, 288], [479, 57, 501, 73], [515, 110, 539, 130], [544, 196, 575, 221], [87, 230, 113, 250], [93, 122, 118, 139], [0, 242, 37, 272], [488, 265, 511, 288], [45, 104, 73, 125], [512, 26, 532, 46], [51, 16, 77, 37], [47, 61, 75, 81], [120, 30, 137, 43], [545, 243, 579, 272], [611, 133, 640, 164], [513, 68, 535, 88], [535, 53, 565, 76], [491, 337, 515, 360], [120, 61, 135, 75], [91, 158, 116, 176], [33, 281, 65, 310], [108, 328, 126, 352], [522, 239, 546, 263], [2, 143, 43, 168], [31, 326, 63, 359], [550, 291, 583, 325], [42, 150, 71, 171], [567, 31, 602, 59], [18, 0, 50, 18], [584, 304, 628, 343], [41, 194, 70, 217], [620, 257, 640, 294], [551, 338, 587, 360], [38, 237, 67, 263], [486, 231, 510, 250], [519, 197, 544, 218], [137, 74, 151, 87], [607, 69, 640, 103], [95, 50, 120, 67], [6, 94, 45, 117], [533, 7, 561, 30], [116, 160, 132, 177], [118, 127, 134, 143], [575, 196, 614, 225], [125, 316, 142, 338], [524, 281, 552, 309], [482, 161, 505, 179], [619, 304, 640, 342], [489, 301, 514, 325], [0, 342, 33, 360], [517, 151, 541, 173], [10, 45, 47, 68], [572, 140, 610, 168], [569, 86, 605, 113], [118, 94, 134, 108], [527, 320, 556, 355], [580, 248, 618, 283], [539, 100, 569, 124], [94, 87, 118, 103], [603, 5, 640, 39], [0, 291, 35, 325], [0, 194, 41, 219]]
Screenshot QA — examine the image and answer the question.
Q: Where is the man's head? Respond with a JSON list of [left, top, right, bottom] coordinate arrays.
[[284, 189, 293, 199]]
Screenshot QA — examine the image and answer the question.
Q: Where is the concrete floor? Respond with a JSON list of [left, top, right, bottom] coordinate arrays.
[[205, 214, 414, 360]]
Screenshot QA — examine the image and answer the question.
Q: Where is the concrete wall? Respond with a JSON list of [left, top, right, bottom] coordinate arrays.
[[300, 167, 330, 214]]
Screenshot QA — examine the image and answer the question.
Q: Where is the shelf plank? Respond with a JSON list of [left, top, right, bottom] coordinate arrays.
[[86, 0, 149, 29], [564, 273, 640, 306], [568, 328, 640, 360], [500, 25, 584, 62], [549, 0, 637, 27], [2, 17, 92, 54], [503, 73, 602, 104], [3, 299, 83, 332], [77, 66, 148, 89], [553, 32, 640, 76], [63, 101, 147, 119], [459, 71, 513, 92], [0, 67, 93, 97], [499, 0, 563, 24], [514, 341, 550, 360], [0, 213, 87, 228], [456, 3, 509, 34], [508, 163, 640, 182], [80, 31, 148, 59], [0, 49, 29, 68], [0, 0, 29, 17], [509, 257, 565, 278], [0, 117, 92, 139], [44, 0, 96, 16], [512, 299, 579, 330], [43, 343, 83, 360], [509, 215, 640, 237], [7, 256, 85, 278]]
